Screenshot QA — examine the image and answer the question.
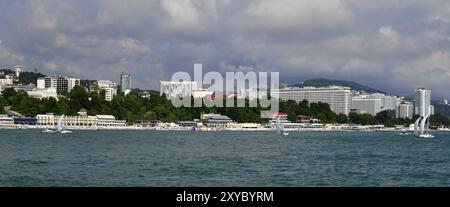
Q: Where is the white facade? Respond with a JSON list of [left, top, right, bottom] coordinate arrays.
[[27, 88, 58, 100], [160, 81, 198, 98], [367, 93, 399, 110], [396, 101, 414, 119], [415, 88, 432, 117], [37, 114, 97, 127], [271, 86, 352, 115], [239, 88, 268, 100], [352, 96, 383, 116], [96, 115, 127, 128], [0, 75, 14, 86], [66, 77, 80, 92], [40, 76, 80, 92], [37, 78, 45, 89], [37, 114, 126, 128], [96, 80, 117, 101], [0, 115, 14, 125], [15, 65, 22, 78]]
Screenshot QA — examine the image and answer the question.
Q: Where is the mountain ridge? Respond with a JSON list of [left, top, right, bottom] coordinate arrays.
[[291, 78, 388, 94]]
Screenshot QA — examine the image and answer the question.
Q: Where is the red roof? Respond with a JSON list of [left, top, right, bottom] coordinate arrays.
[[270, 112, 288, 116]]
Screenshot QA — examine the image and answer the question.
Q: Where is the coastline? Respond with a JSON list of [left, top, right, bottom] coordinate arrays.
[[1, 124, 449, 132]]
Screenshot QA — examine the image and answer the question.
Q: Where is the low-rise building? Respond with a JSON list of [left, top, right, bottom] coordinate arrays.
[[96, 115, 127, 128], [0, 115, 14, 125], [37, 113, 97, 127], [96, 80, 117, 101], [201, 113, 233, 128], [27, 88, 58, 100]]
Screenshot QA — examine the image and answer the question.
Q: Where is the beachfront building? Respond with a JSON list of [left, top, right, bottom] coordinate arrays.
[[0, 115, 14, 125], [37, 76, 80, 93], [351, 96, 383, 116], [160, 81, 198, 98], [96, 80, 117, 101], [36, 113, 97, 127], [27, 88, 58, 100], [201, 113, 233, 128], [271, 86, 352, 115], [396, 101, 414, 119], [96, 115, 127, 128], [414, 88, 433, 117]]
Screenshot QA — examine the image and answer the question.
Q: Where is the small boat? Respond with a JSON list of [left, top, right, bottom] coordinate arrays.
[[398, 130, 409, 135], [414, 114, 434, 138], [419, 134, 434, 138], [275, 118, 289, 136], [57, 115, 72, 134]]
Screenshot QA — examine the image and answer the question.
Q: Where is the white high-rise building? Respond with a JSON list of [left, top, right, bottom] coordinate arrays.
[[396, 101, 414, 119], [39, 76, 80, 93], [444, 99, 448, 105], [352, 96, 383, 116], [96, 80, 117, 101], [415, 88, 432, 117], [160, 81, 198, 98], [15, 65, 22, 78], [270, 86, 352, 115]]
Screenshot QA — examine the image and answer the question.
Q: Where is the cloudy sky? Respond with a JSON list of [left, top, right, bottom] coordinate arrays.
[[0, 0, 449, 98]]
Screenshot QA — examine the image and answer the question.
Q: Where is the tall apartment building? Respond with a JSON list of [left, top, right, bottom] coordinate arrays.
[[415, 88, 432, 117], [270, 86, 352, 115], [120, 72, 132, 94], [160, 81, 198, 98], [396, 101, 414, 119], [37, 76, 80, 93], [96, 80, 117, 101]]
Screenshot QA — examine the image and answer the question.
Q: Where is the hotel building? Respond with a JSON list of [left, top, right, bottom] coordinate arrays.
[[270, 86, 352, 115], [37, 76, 80, 93], [351, 96, 382, 116], [96, 80, 117, 101]]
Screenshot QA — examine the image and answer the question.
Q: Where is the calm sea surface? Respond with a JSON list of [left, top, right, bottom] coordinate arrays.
[[1, 129, 450, 187]]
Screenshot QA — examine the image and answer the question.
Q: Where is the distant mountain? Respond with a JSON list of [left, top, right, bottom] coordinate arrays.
[[292, 78, 387, 94]]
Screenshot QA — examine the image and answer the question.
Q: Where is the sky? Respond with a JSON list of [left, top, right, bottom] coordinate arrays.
[[0, 0, 449, 99]]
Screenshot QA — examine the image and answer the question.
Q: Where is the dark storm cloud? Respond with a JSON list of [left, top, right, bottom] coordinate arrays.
[[0, 0, 449, 98]]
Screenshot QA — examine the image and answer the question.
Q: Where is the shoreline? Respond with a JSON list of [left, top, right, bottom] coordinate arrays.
[[1, 124, 449, 132]]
